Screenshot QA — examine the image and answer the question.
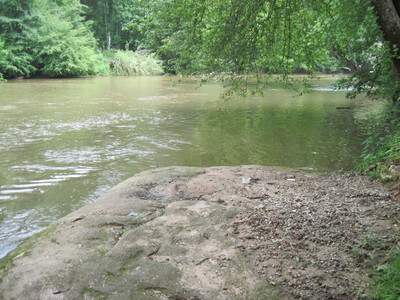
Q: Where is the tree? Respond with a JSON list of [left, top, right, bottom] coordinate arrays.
[[0, 0, 36, 78], [0, 0, 102, 78], [80, 0, 115, 50], [138, 0, 400, 101], [27, 0, 102, 77], [372, 0, 400, 101], [80, 0, 147, 51]]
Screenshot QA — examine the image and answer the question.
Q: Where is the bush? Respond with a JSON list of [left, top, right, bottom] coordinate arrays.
[[105, 50, 163, 76], [357, 106, 400, 182]]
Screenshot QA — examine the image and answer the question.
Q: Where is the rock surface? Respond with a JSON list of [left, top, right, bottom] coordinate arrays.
[[0, 166, 399, 299]]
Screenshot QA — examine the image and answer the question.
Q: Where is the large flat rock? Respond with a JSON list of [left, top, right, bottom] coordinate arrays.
[[0, 166, 399, 299]]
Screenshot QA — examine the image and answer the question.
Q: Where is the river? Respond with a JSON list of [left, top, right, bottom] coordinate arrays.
[[0, 75, 381, 258]]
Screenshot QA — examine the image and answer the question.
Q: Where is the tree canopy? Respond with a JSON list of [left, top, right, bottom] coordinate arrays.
[[131, 0, 399, 101]]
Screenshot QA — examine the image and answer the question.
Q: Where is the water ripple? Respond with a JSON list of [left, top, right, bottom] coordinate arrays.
[[0, 165, 96, 200]]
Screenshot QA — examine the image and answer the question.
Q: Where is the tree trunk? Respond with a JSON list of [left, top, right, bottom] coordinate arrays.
[[107, 31, 111, 51], [103, 0, 111, 50], [372, 0, 400, 82]]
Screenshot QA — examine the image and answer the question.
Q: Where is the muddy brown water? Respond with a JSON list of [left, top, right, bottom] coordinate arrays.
[[0, 75, 382, 258]]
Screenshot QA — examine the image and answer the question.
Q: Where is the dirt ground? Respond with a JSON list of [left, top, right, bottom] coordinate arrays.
[[214, 166, 400, 299], [0, 166, 399, 299]]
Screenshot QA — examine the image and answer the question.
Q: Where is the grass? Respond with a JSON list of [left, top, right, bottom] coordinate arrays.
[[117, 225, 133, 237], [372, 251, 400, 299]]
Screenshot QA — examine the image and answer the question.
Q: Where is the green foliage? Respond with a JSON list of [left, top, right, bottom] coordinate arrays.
[[137, 0, 349, 75], [372, 251, 400, 299], [26, 0, 102, 77], [0, 43, 35, 78], [134, 0, 399, 104], [80, 0, 149, 51], [326, 1, 400, 101], [0, 0, 103, 78], [0, 0, 36, 78], [357, 105, 400, 181], [0, 0, 163, 78], [105, 50, 163, 76], [0, 0, 398, 102], [0, 38, 6, 80]]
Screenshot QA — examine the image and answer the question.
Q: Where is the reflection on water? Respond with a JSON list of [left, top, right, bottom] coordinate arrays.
[[0, 76, 381, 258]]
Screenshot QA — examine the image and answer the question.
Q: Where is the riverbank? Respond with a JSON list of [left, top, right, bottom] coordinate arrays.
[[0, 166, 399, 299]]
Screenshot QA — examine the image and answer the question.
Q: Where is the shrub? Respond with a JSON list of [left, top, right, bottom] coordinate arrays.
[[357, 106, 400, 182], [105, 50, 163, 76]]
